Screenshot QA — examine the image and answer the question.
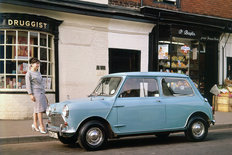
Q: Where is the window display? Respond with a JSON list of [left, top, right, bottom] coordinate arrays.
[[0, 30, 54, 91], [158, 37, 204, 93]]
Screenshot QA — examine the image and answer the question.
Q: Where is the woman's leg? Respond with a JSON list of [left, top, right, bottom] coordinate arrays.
[[38, 112, 46, 131], [33, 113, 38, 128]]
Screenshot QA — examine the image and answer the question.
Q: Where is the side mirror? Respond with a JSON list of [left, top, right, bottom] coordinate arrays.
[[204, 98, 208, 102]]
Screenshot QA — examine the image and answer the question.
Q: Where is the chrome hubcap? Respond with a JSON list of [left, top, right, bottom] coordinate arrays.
[[192, 121, 205, 138], [86, 127, 103, 146]]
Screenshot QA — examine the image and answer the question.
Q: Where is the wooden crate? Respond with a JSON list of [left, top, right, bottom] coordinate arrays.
[[217, 103, 232, 112], [217, 93, 231, 104]]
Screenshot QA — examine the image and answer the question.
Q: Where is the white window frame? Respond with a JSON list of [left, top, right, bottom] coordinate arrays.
[[0, 29, 55, 92]]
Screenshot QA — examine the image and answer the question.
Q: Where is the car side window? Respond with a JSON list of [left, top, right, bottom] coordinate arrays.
[[162, 78, 193, 96], [119, 78, 159, 98]]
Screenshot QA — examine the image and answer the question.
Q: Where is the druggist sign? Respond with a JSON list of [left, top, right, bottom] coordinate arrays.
[[0, 13, 62, 34]]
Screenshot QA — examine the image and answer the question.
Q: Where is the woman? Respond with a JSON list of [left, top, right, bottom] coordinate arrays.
[[26, 57, 47, 134]]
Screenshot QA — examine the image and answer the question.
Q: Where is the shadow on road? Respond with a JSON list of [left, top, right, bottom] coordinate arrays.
[[59, 129, 232, 151]]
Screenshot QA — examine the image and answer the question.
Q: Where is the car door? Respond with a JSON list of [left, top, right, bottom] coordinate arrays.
[[114, 77, 166, 134], [161, 77, 200, 129]]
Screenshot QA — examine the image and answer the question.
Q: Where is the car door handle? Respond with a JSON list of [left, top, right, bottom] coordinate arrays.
[[156, 100, 161, 103], [113, 105, 125, 108]]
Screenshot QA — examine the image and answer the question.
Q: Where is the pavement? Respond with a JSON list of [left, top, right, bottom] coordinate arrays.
[[0, 111, 232, 145]]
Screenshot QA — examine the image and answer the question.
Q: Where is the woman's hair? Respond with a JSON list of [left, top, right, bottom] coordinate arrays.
[[29, 57, 40, 64]]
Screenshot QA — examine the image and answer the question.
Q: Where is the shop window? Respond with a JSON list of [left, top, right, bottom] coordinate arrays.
[[158, 36, 206, 94], [0, 30, 54, 91]]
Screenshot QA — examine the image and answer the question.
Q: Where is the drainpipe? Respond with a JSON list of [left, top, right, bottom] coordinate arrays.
[[141, 0, 143, 7]]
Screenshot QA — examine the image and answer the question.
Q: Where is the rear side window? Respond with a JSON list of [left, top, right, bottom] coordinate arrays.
[[162, 78, 193, 96]]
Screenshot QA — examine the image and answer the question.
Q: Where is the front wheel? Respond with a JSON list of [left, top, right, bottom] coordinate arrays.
[[185, 117, 208, 142], [78, 121, 107, 151], [58, 133, 77, 144]]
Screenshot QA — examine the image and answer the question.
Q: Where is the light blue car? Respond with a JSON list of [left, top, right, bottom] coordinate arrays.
[[46, 72, 215, 151]]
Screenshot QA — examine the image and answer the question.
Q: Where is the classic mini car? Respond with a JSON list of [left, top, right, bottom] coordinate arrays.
[[46, 72, 215, 151]]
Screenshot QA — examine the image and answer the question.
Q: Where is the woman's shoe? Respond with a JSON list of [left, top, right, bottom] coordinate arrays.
[[32, 124, 39, 132], [39, 126, 47, 134]]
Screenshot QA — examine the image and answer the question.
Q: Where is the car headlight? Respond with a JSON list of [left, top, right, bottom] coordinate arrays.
[[62, 105, 69, 117], [46, 106, 52, 116]]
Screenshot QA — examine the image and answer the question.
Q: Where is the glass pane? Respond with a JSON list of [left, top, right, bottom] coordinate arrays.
[[143, 79, 159, 97], [6, 75, 16, 89], [40, 62, 47, 75], [0, 31, 4, 44], [48, 35, 52, 48], [48, 49, 52, 62], [0, 61, 4, 73], [18, 76, 26, 89], [30, 32, 38, 45], [48, 63, 53, 75], [42, 77, 52, 89], [6, 45, 16, 59], [18, 61, 28, 74], [119, 78, 143, 97], [0, 45, 4, 59], [6, 31, 16, 44], [6, 60, 16, 74], [0, 75, 4, 88], [162, 78, 193, 96], [18, 31, 28, 45], [40, 33, 47, 46], [30, 46, 38, 58], [18, 45, 29, 59], [40, 48, 47, 60]]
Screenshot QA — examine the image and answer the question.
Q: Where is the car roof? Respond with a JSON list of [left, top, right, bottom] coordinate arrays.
[[104, 72, 189, 78]]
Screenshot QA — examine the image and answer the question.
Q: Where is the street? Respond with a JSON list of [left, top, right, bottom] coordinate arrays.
[[1, 128, 232, 155]]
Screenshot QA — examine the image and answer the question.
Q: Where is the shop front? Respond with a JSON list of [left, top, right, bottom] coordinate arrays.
[[140, 7, 232, 103], [156, 25, 220, 101], [0, 13, 62, 119]]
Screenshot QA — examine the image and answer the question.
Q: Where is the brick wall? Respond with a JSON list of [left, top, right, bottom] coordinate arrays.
[[109, 0, 232, 19], [181, 0, 232, 19]]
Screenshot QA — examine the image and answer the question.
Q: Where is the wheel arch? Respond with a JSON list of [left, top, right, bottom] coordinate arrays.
[[186, 112, 210, 128], [77, 116, 115, 138]]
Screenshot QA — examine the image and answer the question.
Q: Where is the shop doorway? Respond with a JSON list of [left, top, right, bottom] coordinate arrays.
[[109, 48, 141, 74]]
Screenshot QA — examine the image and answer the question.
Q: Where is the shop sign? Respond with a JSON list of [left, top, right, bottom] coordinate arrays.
[[0, 13, 62, 34], [180, 45, 190, 55], [200, 36, 219, 41], [7, 19, 48, 30], [178, 29, 196, 37], [171, 27, 200, 39]]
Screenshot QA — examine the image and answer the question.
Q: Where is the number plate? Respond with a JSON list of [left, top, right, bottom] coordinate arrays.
[[48, 131, 58, 139]]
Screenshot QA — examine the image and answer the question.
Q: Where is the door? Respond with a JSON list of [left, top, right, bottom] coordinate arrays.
[[161, 77, 200, 129], [109, 48, 140, 74], [114, 77, 165, 134]]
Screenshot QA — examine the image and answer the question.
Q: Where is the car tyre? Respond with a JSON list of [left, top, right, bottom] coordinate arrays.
[[78, 121, 107, 151], [58, 133, 77, 145], [185, 117, 208, 142]]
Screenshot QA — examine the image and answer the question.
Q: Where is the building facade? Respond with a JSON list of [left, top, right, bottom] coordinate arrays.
[[0, 0, 231, 119], [0, 0, 154, 119]]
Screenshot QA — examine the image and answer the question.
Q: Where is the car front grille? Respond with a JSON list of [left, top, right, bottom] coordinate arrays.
[[49, 113, 65, 127]]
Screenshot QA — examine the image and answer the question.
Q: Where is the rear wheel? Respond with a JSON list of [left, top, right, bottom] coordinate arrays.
[[185, 117, 208, 141], [78, 121, 107, 151]]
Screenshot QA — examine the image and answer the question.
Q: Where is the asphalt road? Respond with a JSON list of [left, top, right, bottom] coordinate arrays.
[[1, 128, 232, 155]]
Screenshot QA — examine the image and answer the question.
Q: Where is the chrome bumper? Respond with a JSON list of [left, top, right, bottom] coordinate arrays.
[[211, 119, 216, 125], [46, 123, 76, 137]]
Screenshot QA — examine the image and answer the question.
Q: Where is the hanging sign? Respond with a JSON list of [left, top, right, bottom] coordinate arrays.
[[181, 45, 190, 55]]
